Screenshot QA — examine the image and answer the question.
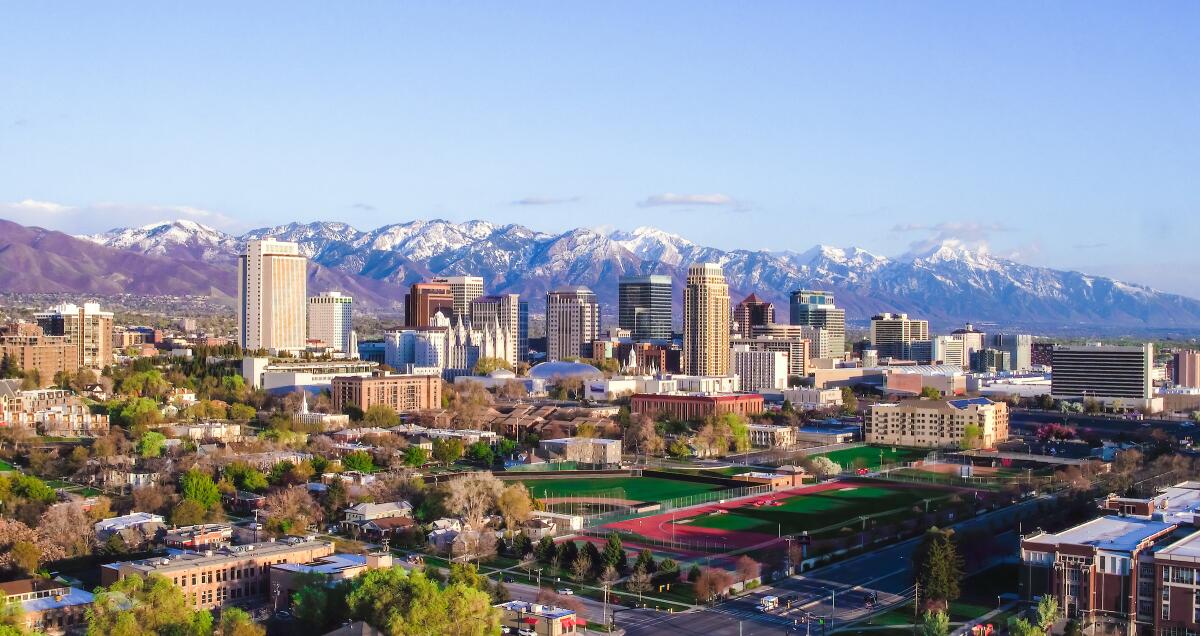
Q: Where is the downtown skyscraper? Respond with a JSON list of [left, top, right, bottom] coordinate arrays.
[[789, 289, 845, 358], [238, 239, 308, 353], [618, 274, 673, 341], [682, 263, 730, 376]]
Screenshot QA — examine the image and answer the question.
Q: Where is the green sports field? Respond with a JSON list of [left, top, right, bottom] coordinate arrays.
[[681, 483, 950, 536], [522, 476, 725, 503], [810, 445, 930, 469]]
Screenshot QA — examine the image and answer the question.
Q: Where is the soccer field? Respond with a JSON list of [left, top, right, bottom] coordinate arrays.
[[681, 483, 949, 536], [522, 477, 724, 503], [811, 445, 931, 469]]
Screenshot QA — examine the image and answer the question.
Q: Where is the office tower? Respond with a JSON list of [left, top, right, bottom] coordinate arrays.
[[755, 323, 827, 361], [1051, 344, 1154, 406], [789, 290, 845, 357], [0, 323, 71, 386], [546, 287, 599, 361], [432, 276, 485, 320], [237, 239, 308, 353], [950, 323, 986, 359], [469, 294, 521, 366], [1175, 351, 1200, 388], [307, 291, 354, 355], [732, 334, 809, 378], [869, 313, 930, 359], [404, 282, 454, 327], [971, 348, 1011, 373], [730, 345, 788, 391], [733, 294, 775, 335], [35, 302, 115, 368], [990, 333, 1033, 372], [518, 300, 529, 363], [931, 335, 967, 367], [682, 263, 730, 376], [618, 275, 673, 341]]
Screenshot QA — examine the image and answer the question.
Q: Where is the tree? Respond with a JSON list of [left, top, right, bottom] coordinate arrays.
[[432, 438, 465, 465], [264, 487, 324, 536], [292, 573, 349, 634], [720, 412, 751, 453], [345, 566, 499, 636], [602, 532, 627, 573], [496, 483, 533, 535], [229, 403, 257, 421], [179, 468, 221, 509], [223, 462, 269, 493], [87, 574, 214, 636], [624, 414, 665, 456], [403, 446, 429, 468], [9, 541, 41, 577], [342, 451, 376, 474], [536, 536, 557, 564], [571, 553, 593, 582], [734, 555, 761, 582], [136, 431, 167, 458], [363, 404, 401, 428], [919, 386, 942, 399], [1036, 595, 1059, 631], [919, 610, 950, 636], [473, 357, 513, 375], [171, 499, 208, 526], [39, 502, 94, 557], [445, 472, 504, 530], [693, 568, 734, 603], [217, 607, 265, 636], [667, 438, 691, 459], [961, 424, 984, 450], [809, 456, 841, 478], [913, 528, 963, 609], [465, 441, 495, 466], [840, 387, 858, 414], [633, 549, 657, 575], [1007, 617, 1046, 636], [657, 558, 679, 582]]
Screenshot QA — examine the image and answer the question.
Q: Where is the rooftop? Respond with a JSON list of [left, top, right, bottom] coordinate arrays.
[[496, 600, 576, 619], [271, 553, 367, 575], [106, 538, 331, 575], [1028, 516, 1175, 553]]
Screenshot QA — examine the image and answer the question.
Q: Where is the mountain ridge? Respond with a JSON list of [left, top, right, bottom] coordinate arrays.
[[68, 217, 1200, 328]]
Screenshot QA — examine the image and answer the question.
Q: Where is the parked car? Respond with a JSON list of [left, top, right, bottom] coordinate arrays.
[[557, 588, 573, 595]]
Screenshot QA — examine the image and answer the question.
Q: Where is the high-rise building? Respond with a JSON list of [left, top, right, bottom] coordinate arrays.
[[755, 323, 826, 361], [404, 282, 454, 327], [307, 292, 354, 355], [1174, 350, 1200, 388], [546, 288, 599, 361], [990, 333, 1033, 371], [431, 276, 485, 321], [950, 323, 986, 360], [0, 323, 72, 386], [618, 275, 673, 341], [1051, 344, 1154, 408], [518, 300, 529, 363], [733, 294, 775, 336], [731, 334, 809, 378], [730, 345, 788, 391], [682, 263, 730, 376], [869, 313, 930, 359], [930, 335, 967, 367], [469, 294, 522, 366], [789, 290, 845, 357], [237, 239, 308, 353], [970, 348, 1012, 373], [35, 302, 115, 368]]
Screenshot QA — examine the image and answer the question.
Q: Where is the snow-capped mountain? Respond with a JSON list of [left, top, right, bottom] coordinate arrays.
[[73, 217, 1200, 327]]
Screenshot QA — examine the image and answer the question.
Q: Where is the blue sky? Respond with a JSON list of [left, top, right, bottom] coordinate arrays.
[[2, 3, 1198, 294]]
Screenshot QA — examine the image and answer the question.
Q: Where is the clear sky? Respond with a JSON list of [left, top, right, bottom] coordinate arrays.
[[2, 3, 1198, 295]]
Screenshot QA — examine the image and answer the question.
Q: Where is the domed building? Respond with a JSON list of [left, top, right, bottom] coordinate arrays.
[[528, 361, 604, 383]]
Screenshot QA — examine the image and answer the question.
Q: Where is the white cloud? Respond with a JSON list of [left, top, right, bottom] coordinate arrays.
[[892, 221, 1013, 255], [0, 199, 245, 234], [638, 193, 736, 207], [511, 196, 581, 206]]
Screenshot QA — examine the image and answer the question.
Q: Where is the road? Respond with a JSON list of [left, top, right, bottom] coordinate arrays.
[[619, 491, 1048, 636]]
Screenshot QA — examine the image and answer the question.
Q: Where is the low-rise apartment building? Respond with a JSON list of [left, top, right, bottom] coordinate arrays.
[[866, 397, 1008, 449], [331, 372, 442, 414], [631, 392, 764, 422]]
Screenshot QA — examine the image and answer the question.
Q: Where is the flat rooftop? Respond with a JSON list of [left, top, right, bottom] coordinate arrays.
[[272, 553, 367, 575], [105, 538, 331, 575], [1028, 515, 1175, 553]]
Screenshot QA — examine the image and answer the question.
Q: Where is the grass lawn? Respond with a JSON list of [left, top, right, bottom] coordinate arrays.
[[811, 446, 931, 469], [523, 477, 724, 504], [0, 459, 14, 471], [683, 484, 951, 536]]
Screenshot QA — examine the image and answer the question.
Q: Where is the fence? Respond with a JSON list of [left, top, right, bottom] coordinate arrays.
[[581, 483, 773, 528]]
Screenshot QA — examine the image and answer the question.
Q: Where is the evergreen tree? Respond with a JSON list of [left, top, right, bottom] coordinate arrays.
[[913, 528, 963, 607], [602, 532, 627, 573]]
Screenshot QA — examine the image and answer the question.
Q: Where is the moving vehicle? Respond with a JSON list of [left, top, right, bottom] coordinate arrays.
[[557, 588, 574, 595], [759, 595, 780, 612]]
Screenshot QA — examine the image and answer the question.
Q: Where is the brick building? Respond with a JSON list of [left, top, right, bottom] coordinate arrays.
[[0, 323, 72, 388], [331, 372, 442, 414], [630, 392, 764, 421]]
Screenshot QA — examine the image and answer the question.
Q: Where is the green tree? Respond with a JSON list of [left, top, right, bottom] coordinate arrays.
[[536, 536, 556, 563], [431, 438, 464, 465], [961, 424, 984, 450], [136, 431, 167, 458], [913, 528, 963, 608], [171, 499, 208, 526], [1036, 595, 1059, 630], [472, 357, 513, 375], [840, 387, 858, 415], [404, 446, 429, 468], [179, 468, 221, 509], [465, 441, 495, 466], [667, 438, 691, 459], [12, 475, 56, 503], [87, 574, 213, 636], [919, 610, 950, 636], [602, 532, 627, 573], [9, 541, 42, 576], [363, 404, 400, 428], [720, 412, 751, 453], [345, 567, 499, 636], [292, 572, 350, 633], [216, 606, 264, 636], [111, 397, 162, 428], [1007, 617, 1046, 636], [229, 403, 257, 421], [919, 386, 943, 399], [496, 438, 518, 458], [223, 462, 269, 493], [342, 451, 376, 473]]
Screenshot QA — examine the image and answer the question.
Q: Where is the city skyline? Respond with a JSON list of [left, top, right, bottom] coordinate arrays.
[[2, 3, 1198, 295]]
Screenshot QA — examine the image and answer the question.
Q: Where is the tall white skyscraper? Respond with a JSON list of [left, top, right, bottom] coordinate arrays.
[[238, 239, 308, 353], [308, 291, 355, 355], [432, 275, 485, 321], [546, 287, 599, 361], [683, 263, 731, 376]]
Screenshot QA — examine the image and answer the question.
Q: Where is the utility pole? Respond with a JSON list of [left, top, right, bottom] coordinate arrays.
[[914, 581, 920, 620]]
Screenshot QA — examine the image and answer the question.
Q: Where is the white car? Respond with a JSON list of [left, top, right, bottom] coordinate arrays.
[[556, 588, 573, 595], [518, 629, 536, 636]]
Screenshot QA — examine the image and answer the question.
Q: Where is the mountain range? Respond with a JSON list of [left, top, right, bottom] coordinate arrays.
[[0, 216, 1196, 329]]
